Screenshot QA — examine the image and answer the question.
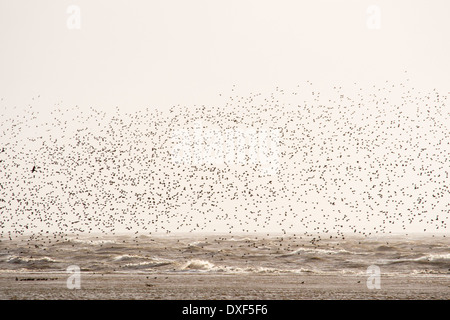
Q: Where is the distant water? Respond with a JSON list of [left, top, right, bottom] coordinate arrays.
[[0, 235, 449, 276]]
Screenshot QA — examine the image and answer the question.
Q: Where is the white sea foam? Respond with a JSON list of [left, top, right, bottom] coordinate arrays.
[[181, 259, 215, 270], [6, 256, 59, 264]]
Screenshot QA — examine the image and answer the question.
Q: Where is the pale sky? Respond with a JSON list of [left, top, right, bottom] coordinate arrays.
[[1, 0, 449, 111], [1, 1, 449, 236]]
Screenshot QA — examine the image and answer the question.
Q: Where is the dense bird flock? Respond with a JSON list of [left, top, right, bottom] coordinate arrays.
[[0, 82, 449, 242]]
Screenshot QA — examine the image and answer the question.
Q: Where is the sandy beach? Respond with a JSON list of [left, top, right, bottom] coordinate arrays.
[[1, 272, 449, 300]]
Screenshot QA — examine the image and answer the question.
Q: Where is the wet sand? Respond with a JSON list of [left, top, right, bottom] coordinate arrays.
[[1, 272, 449, 300]]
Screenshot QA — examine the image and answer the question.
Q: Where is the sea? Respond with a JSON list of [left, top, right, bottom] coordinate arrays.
[[1, 234, 448, 276]]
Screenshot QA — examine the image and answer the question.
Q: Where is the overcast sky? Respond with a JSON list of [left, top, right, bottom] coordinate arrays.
[[1, 0, 449, 111], [1, 1, 449, 235]]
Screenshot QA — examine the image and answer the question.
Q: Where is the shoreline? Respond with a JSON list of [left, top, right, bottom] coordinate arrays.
[[1, 272, 449, 300]]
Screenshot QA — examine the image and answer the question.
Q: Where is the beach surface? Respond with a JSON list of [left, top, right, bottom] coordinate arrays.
[[1, 272, 449, 300]]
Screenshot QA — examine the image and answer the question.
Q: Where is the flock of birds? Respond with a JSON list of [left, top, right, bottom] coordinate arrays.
[[0, 81, 449, 243]]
